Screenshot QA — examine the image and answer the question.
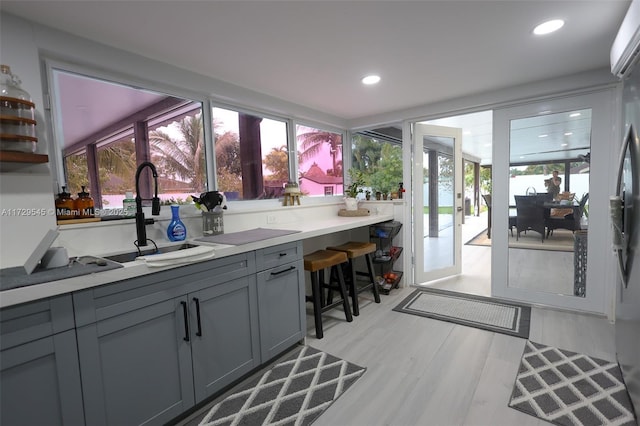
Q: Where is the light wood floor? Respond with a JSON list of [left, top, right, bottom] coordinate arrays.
[[306, 286, 615, 426], [307, 214, 614, 425], [306, 213, 615, 426], [179, 213, 615, 426]]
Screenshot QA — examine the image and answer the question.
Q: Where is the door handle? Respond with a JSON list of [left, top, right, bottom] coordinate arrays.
[[457, 206, 463, 212], [180, 301, 190, 342], [193, 297, 203, 337]]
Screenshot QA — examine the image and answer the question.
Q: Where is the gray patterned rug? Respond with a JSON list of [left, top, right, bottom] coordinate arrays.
[[393, 287, 531, 338], [197, 346, 365, 426], [509, 341, 637, 426]]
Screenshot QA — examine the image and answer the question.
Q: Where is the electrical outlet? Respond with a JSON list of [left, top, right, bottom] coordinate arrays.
[[266, 215, 276, 224]]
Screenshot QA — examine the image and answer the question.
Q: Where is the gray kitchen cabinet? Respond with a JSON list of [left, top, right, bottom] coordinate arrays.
[[74, 253, 258, 426], [0, 296, 84, 426], [76, 297, 195, 426], [190, 275, 260, 402], [255, 241, 306, 361]]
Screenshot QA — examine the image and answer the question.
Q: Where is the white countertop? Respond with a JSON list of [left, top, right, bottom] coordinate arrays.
[[1, 213, 393, 309]]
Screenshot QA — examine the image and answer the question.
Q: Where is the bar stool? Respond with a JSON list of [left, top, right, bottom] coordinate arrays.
[[303, 249, 353, 339], [326, 241, 381, 316]]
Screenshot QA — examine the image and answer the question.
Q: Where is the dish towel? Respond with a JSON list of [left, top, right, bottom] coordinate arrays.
[[138, 245, 215, 267]]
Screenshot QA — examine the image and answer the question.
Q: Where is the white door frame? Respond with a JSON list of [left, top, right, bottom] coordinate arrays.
[[412, 123, 464, 284], [492, 88, 618, 314]]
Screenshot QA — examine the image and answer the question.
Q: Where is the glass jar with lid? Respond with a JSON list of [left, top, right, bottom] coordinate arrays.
[[0, 65, 37, 153], [55, 186, 75, 221], [75, 186, 95, 218]]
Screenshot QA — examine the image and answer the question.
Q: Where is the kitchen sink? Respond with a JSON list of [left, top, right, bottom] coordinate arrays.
[[104, 243, 200, 263]]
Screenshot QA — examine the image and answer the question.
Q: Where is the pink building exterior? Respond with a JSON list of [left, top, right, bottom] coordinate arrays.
[[298, 141, 343, 196]]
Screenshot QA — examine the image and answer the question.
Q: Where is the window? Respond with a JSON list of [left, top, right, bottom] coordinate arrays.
[[211, 107, 289, 200], [47, 62, 351, 211], [296, 125, 343, 196], [48, 66, 206, 210], [351, 133, 403, 196]]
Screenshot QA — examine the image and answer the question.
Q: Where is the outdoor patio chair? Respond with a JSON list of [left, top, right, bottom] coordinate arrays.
[[515, 195, 546, 242], [546, 193, 589, 237]]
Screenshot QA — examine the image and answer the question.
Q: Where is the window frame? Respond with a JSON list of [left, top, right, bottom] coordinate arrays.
[[43, 57, 211, 211], [209, 101, 293, 200], [42, 56, 350, 214]]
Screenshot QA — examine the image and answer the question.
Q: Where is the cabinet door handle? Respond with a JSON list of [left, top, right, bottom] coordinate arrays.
[[180, 301, 190, 342], [193, 297, 203, 337], [270, 265, 296, 276], [279, 252, 287, 257]]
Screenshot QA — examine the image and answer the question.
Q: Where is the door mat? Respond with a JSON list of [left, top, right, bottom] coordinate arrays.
[[465, 228, 575, 252], [393, 287, 531, 339], [509, 341, 637, 426], [196, 345, 365, 426], [195, 228, 301, 245]]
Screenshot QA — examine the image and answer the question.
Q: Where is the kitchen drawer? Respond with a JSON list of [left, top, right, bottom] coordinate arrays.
[[74, 252, 255, 326], [255, 241, 302, 272], [0, 295, 74, 350]]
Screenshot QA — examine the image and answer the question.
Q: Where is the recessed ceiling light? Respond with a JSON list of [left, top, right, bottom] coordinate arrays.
[[569, 112, 581, 117], [564, 132, 573, 136], [361, 75, 381, 85], [538, 134, 548, 138], [533, 19, 564, 35], [561, 143, 568, 147]]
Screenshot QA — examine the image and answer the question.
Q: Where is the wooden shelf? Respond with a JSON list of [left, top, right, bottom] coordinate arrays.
[[0, 150, 48, 163], [0, 115, 37, 125], [57, 217, 100, 225]]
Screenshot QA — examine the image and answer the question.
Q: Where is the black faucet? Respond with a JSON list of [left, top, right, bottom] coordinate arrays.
[[134, 161, 161, 247]]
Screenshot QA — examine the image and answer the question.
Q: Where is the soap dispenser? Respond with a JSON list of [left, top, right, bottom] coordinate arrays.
[[167, 205, 187, 241]]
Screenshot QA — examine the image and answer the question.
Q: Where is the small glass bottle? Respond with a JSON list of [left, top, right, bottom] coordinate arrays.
[[123, 191, 136, 217], [167, 205, 187, 241]]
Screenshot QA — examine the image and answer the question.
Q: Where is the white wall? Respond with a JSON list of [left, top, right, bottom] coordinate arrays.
[[0, 14, 58, 268]]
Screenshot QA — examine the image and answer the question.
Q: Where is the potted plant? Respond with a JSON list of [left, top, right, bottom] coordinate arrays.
[[344, 169, 365, 210], [365, 190, 371, 200]]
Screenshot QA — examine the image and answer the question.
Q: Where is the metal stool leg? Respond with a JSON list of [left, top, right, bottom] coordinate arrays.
[[309, 271, 324, 339], [348, 258, 359, 316], [334, 264, 353, 322], [365, 253, 381, 303]]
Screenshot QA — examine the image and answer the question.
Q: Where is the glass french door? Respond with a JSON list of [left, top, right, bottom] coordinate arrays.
[[413, 123, 463, 284], [491, 89, 616, 314]]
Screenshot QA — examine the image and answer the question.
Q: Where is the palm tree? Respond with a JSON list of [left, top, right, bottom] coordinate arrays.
[[149, 114, 206, 192], [263, 145, 289, 181], [297, 127, 342, 176]]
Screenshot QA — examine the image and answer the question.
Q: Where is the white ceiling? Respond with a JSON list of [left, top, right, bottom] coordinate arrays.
[[1, 0, 630, 122]]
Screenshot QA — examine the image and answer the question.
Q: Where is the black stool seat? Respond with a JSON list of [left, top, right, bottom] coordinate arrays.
[[326, 241, 380, 316], [303, 249, 352, 339]]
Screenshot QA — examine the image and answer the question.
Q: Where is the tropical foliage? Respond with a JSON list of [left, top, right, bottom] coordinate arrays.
[[351, 135, 403, 195], [263, 145, 289, 182], [149, 114, 206, 193], [297, 127, 342, 177], [345, 169, 365, 198], [214, 130, 242, 196]]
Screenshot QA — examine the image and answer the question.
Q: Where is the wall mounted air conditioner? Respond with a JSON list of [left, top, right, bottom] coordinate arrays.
[[611, 0, 640, 78]]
